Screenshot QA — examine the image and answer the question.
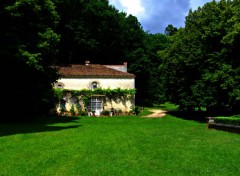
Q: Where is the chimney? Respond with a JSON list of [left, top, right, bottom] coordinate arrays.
[[85, 60, 90, 65], [123, 62, 128, 72]]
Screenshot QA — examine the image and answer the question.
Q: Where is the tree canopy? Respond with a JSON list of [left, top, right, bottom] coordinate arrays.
[[55, 0, 146, 65], [3, 0, 240, 120], [0, 0, 60, 120], [159, 0, 240, 112]]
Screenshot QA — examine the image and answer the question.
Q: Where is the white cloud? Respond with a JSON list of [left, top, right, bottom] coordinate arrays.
[[109, 0, 220, 34], [109, 0, 145, 17]]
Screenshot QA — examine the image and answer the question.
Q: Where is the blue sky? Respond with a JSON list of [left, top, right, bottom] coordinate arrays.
[[109, 0, 218, 34]]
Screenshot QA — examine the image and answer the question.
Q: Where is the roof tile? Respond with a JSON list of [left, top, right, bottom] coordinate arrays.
[[57, 64, 135, 78]]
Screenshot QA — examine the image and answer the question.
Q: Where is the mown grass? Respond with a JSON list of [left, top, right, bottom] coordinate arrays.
[[0, 113, 239, 176], [153, 102, 179, 111]]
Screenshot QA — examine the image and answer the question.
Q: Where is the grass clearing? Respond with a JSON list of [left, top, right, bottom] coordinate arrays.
[[153, 102, 179, 111], [0, 113, 239, 176]]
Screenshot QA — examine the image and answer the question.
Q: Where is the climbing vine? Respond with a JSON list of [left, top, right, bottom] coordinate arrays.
[[54, 88, 64, 101], [54, 88, 135, 96], [53, 88, 136, 107]]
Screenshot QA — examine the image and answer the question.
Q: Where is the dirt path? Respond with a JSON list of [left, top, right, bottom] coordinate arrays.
[[141, 109, 167, 118]]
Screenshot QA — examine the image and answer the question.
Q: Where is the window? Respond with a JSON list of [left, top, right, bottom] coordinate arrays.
[[55, 82, 64, 88], [91, 81, 98, 89], [90, 96, 102, 112]]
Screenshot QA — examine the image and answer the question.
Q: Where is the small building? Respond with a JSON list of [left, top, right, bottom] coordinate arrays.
[[54, 61, 136, 116]]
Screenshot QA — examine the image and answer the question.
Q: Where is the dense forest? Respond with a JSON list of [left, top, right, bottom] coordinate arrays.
[[1, 0, 240, 120]]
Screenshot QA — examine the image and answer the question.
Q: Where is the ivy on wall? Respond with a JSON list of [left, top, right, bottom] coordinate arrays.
[[54, 88, 136, 107]]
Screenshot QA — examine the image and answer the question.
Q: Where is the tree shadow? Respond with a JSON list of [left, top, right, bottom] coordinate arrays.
[[208, 123, 240, 134], [0, 116, 81, 137], [166, 110, 234, 123]]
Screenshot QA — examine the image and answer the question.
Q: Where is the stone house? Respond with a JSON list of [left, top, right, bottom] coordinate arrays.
[[54, 61, 135, 116]]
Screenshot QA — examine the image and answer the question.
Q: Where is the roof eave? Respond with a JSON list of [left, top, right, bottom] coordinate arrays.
[[60, 75, 135, 79]]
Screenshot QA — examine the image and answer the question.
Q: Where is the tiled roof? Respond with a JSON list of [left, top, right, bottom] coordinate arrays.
[[57, 64, 135, 78]]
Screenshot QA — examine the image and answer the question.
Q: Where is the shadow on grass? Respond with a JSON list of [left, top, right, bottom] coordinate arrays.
[[166, 110, 235, 123], [0, 116, 81, 137]]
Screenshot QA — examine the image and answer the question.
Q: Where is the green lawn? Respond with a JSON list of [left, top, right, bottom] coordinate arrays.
[[0, 113, 239, 176]]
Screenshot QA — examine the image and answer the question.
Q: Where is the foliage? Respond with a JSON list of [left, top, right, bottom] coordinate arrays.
[[75, 103, 86, 116], [54, 0, 146, 64], [54, 88, 64, 101], [116, 109, 122, 113], [159, 0, 240, 112], [0, 0, 60, 120], [165, 24, 178, 36], [128, 33, 168, 105], [70, 104, 75, 116], [129, 105, 141, 115], [134, 106, 141, 115], [59, 107, 65, 115], [214, 116, 240, 126], [101, 110, 110, 116], [54, 88, 136, 98]]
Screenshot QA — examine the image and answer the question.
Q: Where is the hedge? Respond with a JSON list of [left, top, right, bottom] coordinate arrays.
[[214, 116, 240, 126]]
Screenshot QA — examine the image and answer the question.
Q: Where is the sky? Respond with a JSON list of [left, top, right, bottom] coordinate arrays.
[[109, 0, 217, 34]]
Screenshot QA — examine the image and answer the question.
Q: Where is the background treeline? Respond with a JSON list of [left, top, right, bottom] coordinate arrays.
[[1, 0, 240, 120], [159, 0, 240, 113]]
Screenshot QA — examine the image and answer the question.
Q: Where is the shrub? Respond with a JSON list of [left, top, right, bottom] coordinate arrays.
[[116, 109, 123, 115], [60, 107, 65, 115], [70, 105, 75, 116], [214, 116, 240, 126], [129, 105, 141, 115], [101, 110, 110, 116], [79, 110, 87, 116], [134, 106, 141, 115], [75, 103, 87, 116]]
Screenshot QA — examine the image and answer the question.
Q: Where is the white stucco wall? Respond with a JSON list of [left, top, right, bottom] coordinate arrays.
[[104, 97, 134, 112], [55, 78, 135, 90], [55, 77, 135, 115], [60, 95, 135, 115]]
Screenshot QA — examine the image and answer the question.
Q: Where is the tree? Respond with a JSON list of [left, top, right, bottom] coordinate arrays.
[[0, 0, 60, 120], [159, 0, 240, 112], [55, 0, 146, 64], [165, 24, 178, 36], [128, 33, 168, 105]]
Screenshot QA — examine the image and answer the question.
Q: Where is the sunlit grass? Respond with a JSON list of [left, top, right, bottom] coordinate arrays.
[[153, 102, 179, 111], [0, 114, 239, 176]]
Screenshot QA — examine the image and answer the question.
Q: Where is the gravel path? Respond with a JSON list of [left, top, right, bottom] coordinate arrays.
[[141, 109, 167, 118]]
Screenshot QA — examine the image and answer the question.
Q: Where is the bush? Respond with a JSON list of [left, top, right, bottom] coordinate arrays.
[[60, 107, 65, 115], [75, 103, 87, 116], [116, 109, 123, 115], [70, 105, 75, 116], [134, 106, 141, 115], [101, 110, 110, 116], [79, 110, 87, 116], [214, 116, 240, 126]]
